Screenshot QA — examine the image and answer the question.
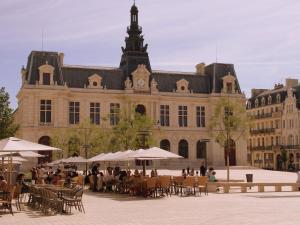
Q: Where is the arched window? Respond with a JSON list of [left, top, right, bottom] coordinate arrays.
[[196, 141, 206, 159], [178, 139, 188, 158], [160, 139, 170, 151], [38, 136, 52, 164]]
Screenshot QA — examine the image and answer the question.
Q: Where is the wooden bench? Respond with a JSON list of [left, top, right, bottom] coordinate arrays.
[[207, 182, 300, 193]]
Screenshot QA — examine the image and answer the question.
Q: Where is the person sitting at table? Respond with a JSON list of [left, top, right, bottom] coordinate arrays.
[[182, 169, 187, 178], [0, 175, 7, 191], [134, 169, 140, 177], [97, 172, 104, 191], [104, 170, 114, 191], [209, 171, 218, 182], [52, 174, 62, 185], [16, 173, 29, 193], [190, 168, 195, 176], [206, 167, 214, 179]]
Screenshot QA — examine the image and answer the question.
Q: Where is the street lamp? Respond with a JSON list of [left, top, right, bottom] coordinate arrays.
[[137, 129, 150, 176], [200, 139, 210, 169]]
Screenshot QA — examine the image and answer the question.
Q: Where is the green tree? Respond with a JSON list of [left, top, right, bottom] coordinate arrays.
[[110, 106, 154, 151], [0, 87, 18, 139], [209, 97, 251, 182]]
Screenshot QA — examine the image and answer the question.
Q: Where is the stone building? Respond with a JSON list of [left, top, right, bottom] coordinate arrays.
[[247, 78, 300, 170], [14, 3, 247, 168]]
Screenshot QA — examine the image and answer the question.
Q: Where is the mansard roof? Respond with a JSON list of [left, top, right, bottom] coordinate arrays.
[[23, 51, 242, 95], [247, 85, 300, 109], [25, 51, 64, 85]]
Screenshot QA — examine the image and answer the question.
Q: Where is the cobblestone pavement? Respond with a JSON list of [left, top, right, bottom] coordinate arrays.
[[1, 190, 300, 225]]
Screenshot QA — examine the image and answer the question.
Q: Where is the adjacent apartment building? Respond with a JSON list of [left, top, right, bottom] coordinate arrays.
[[14, 3, 247, 168], [247, 78, 300, 170]]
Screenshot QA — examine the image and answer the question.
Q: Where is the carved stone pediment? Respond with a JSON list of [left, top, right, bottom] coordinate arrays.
[[132, 64, 150, 91], [176, 79, 189, 93], [88, 74, 103, 89]]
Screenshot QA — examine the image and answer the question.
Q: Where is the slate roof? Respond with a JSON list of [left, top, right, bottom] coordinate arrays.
[[24, 51, 243, 95], [246, 85, 300, 109], [62, 66, 124, 90], [26, 51, 64, 85]]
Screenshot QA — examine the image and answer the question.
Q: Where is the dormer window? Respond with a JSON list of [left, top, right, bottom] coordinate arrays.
[[176, 79, 189, 93], [261, 97, 265, 106], [268, 96, 272, 105], [222, 72, 236, 94], [255, 99, 259, 108], [43, 73, 50, 85], [276, 94, 281, 103], [38, 63, 55, 85], [88, 74, 103, 89]]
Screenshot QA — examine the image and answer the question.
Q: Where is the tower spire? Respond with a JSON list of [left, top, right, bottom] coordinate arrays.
[[119, 3, 152, 78]]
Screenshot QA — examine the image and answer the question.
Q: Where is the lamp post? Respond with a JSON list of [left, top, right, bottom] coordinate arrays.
[[200, 139, 210, 169], [138, 129, 150, 176], [77, 127, 91, 175]]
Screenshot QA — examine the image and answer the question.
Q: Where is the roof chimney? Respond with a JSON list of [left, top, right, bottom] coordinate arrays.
[[195, 63, 205, 75], [59, 53, 64, 66], [285, 78, 298, 89]]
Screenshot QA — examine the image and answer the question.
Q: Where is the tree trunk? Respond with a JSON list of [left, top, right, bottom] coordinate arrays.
[[227, 150, 230, 183]]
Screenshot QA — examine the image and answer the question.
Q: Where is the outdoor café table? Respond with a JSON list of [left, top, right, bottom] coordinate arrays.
[[44, 186, 73, 197]]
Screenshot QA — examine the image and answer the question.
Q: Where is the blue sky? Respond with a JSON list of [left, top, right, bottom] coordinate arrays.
[[1, 0, 300, 109]]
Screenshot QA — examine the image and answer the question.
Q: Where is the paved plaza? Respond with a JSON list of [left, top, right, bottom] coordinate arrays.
[[1, 169, 299, 225]]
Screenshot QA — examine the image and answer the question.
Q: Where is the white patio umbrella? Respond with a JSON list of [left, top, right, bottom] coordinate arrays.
[[0, 137, 61, 184], [128, 147, 183, 175], [62, 156, 90, 163], [89, 153, 106, 162], [130, 147, 183, 159]]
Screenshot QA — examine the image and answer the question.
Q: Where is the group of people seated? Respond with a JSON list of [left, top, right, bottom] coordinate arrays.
[[30, 165, 80, 187], [181, 166, 217, 182]]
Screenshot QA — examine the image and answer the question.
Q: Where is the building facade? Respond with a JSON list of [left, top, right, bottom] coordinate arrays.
[[247, 78, 300, 170], [14, 4, 247, 168]]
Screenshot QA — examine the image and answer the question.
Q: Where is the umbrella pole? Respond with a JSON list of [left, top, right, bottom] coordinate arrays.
[[9, 153, 12, 185], [0, 157, 3, 176]]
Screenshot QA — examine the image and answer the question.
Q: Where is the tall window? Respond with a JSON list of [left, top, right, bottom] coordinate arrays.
[[69, 102, 80, 124], [43, 73, 50, 85], [90, 103, 100, 125], [110, 103, 120, 125], [40, 100, 51, 123], [196, 106, 205, 127], [196, 141, 206, 159], [178, 106, 188, 127], [160, 105, 170, 126]]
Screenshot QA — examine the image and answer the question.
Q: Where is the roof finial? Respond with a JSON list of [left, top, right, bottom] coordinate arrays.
[[134, 0, 135, 5]]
